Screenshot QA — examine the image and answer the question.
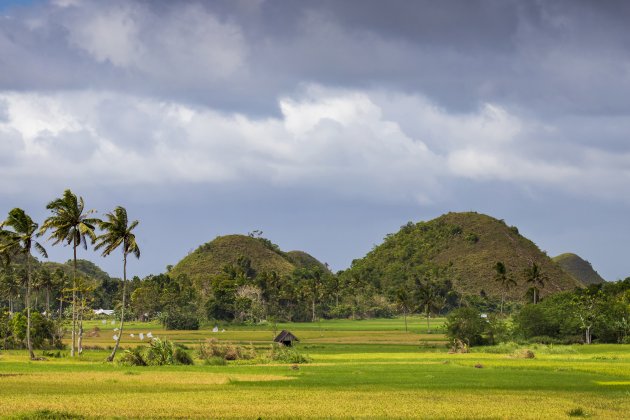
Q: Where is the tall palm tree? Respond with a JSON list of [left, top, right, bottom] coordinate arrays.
[[0, 208, 48, 360], [494, 261, 517, 314], [416, 279, 440, 334], [95, 206, 140, 362], [525, 262, 547, 304], [39, 189, 99, 357]]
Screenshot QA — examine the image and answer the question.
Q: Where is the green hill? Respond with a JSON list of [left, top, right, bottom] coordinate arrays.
[[41, 259, 113, 281], [345, 212, 582, 300], [170, 235, 327, 284], [553, 253, 605, 285], [286, 250, 330, 272]]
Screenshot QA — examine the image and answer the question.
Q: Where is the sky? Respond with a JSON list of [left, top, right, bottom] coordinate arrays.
[[1, 0, 629, 281]]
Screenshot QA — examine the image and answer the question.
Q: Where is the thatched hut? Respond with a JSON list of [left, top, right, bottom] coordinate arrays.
[[274, 330, 299, 347]]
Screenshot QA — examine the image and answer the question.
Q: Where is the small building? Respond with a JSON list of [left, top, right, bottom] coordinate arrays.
[[274, 330, 299, 347]]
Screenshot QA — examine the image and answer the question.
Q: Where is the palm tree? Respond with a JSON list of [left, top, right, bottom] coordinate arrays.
[[0, 208, 48, 360], [95, 206, 140, 362], [36, 267, 54, 317], [395, 287, 412, 332], [416, 279, 440, 334], [39, 189, 99, 357], [494, 262, 517, 314], [524, 262, 547, 304], [0, 265, 20, 314]]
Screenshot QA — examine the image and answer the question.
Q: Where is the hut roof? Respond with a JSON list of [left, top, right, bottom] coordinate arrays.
[[274, 330, 299, 343]]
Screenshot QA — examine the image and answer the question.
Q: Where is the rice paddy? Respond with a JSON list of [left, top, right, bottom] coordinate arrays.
[[1, 317, 629, 419]]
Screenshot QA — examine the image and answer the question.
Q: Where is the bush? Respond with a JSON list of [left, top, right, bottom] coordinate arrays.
[[6, 311, 64, 350], [119, 347, 148, 366], [267, 344, 311, 364], [204, 356, 227, 366], [118, 338, 193, 366], [446, 307, 487, 346], [197, 338, 255, 361], [173, 347, 194, 365], [159, 312, 200, 330]]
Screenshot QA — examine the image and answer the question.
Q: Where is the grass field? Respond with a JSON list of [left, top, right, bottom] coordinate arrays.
[[1, 317, 629, 419]]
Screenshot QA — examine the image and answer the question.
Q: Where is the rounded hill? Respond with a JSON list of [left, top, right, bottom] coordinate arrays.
[[170, 235, 327, 283], [553, 253, 605, 285], [345, 212, 583, 300]]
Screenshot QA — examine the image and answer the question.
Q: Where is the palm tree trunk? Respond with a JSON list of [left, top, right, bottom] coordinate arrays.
[[426, 306, 431, 334], [108, 254, 127, 362], [403, 310, 408, 332], [77, 297, 83, 355], [26, 255, 35, 360], [46, 288, 50, 318], [311, 297, 316, 322], [71, 243, 77, 357], [500, 292, 505, 315]]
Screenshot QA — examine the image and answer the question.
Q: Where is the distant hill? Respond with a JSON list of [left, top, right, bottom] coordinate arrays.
[[553, 253, 605, 285], [41, 259, 113, 281], [344, 212, 582, 300], [286, 250, 330, 272], [170, 235, 328, 284]]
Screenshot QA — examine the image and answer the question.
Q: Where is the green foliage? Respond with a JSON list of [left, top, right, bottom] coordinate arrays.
[[170, 235, 301, 284], [5, 311, 63, 350], [267, 344, 311, 364], [120, 338, 193, 366], [160, 311, 200, 330], [197, 338, 255, 361], [119, 346, 147, 366], [343, 212, 579, 303], [445, 307, 487, 346]]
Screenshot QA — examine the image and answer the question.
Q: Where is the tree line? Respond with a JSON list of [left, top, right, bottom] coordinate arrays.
[[0, 189, 139, 361]]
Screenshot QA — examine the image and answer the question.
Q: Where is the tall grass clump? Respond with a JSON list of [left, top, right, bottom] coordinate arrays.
[[197, 338, 256, 362]]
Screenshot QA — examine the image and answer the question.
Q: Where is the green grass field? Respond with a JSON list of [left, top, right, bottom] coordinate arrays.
[[1, 317, 629, 419]]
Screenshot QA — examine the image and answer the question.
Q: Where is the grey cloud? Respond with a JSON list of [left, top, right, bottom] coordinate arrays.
[[0, 0, 629, 116], [0, 98, 8, 121]]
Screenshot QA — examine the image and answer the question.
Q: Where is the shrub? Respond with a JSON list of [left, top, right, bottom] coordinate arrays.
[[119, 338, 192, 366], [267, 344, 311, 364], [119, 347, 147, 366], [446, 307, 487, 346], [159, 312, 200, 330], [173, 347, 194, 365], [567, 407, 587, 417], [197, 339, 256, 362], [204, 356, 227, 366]]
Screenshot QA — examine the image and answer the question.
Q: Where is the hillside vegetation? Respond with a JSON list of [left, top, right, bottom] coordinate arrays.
[[170, 234, 328, 284], [345, 212, 583, 300], [553, 253, 606, 285]]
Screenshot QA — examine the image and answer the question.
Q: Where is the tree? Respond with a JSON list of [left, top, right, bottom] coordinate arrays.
[[494, 261, 517, 314], [395, 287, 412, 332], [0, 265, 20, 314], [572, 290, 604, 344], [415, 278, 440, 334], [524, 262, 547, 304], [445, 307, 487, 346], [0, 208, 48, 359], [94, 206, 140, 362], [39, 190, 99, 357]]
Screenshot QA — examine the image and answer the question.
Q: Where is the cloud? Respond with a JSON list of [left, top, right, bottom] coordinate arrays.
[[1, 86, 629, 204]]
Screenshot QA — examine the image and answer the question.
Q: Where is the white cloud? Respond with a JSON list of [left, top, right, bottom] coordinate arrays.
[[1, 87, 629, 203]]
